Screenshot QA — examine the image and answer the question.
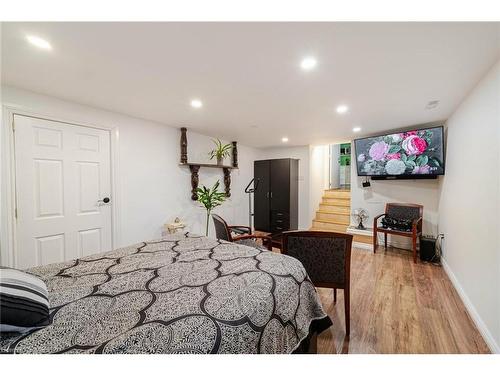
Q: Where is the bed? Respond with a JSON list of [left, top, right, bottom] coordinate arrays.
[[0, 233, 331, 354]]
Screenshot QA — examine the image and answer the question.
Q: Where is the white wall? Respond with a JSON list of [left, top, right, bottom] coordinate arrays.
[[438, 60, 500, 353], [1, 86, 259, 265], [309, 144, 330, 227], [329, 144, 341, 189], [259, 146, 310, 229]]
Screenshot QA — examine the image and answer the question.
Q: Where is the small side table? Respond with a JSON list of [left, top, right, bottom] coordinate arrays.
[[164, 218, 186, 234]]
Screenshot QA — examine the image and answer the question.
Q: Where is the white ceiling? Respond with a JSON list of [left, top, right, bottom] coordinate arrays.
[[2, 22, 499, 147]]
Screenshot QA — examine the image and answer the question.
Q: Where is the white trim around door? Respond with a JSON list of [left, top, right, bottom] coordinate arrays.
[[0, 105, 121, 268]]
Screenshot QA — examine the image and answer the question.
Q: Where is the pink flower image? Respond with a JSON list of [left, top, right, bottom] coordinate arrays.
[[403, 131, 417, 138], [402, 135, 427, 155], [368, 141, 390, 161], [412, 165, 430, 174], [386, 153, 401, 160]]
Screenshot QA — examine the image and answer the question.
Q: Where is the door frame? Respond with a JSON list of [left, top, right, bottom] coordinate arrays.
[[1, 105, 121, 268]]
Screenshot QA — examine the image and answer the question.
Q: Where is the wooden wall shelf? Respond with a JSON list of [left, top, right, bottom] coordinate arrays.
[[179, 163, 237, 170], [179, 128, 238, 200]]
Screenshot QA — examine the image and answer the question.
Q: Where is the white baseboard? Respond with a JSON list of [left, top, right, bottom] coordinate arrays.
[[353, 240, 411, 251], [378, 236, 413, 250], [352, 242, 372, 251], [348, 227, 412, 251], [441, 257, 500, 354], [353, 238, 410, 251]]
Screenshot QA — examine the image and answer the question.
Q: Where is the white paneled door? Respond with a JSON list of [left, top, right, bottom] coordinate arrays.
[[14, 115, 113, 269]]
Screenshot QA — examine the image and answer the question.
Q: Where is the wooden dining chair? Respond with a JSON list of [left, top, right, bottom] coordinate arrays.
[[282, 230, 353, 336], [211, 214, 272, 250]]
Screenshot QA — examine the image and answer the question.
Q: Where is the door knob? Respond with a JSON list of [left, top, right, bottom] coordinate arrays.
[[97, 197, 111, 206]]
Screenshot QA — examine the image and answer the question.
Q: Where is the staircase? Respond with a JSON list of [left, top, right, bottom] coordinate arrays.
[[311, 189, 351, 233]]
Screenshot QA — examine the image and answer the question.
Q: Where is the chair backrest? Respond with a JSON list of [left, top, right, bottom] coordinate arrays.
[[385, 203, 423, 221], [282, 231, 353, 288], [212, 214, 232, 242]]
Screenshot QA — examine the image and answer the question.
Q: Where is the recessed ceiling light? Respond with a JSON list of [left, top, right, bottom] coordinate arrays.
[[190, 99, 203, 108], [300, 57, 317, 71], [281, 137, 289, 143], [352, 127, 361, 132], [26, 35, 52, 50], [426, 100, 440, 109], [336, 105, 349, 114]]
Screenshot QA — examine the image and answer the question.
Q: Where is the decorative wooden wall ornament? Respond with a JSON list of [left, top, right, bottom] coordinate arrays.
[[223, 168, 231, 197], [180, 127, 188, 164], [189, 165, 200, 200], [232, 141, 238, 168], [179, 127, 238, 200]]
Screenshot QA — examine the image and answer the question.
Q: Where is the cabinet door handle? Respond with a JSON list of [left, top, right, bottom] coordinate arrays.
[[270, 192, 273, 199]]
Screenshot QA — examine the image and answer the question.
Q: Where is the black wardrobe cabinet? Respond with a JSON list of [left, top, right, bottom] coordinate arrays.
[[253, 158, 299, 233]]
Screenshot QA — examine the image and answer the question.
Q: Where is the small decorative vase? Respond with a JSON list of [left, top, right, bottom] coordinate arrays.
[[217, 156, 223, 166]]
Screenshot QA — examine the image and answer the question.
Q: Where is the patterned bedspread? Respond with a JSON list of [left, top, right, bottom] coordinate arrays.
[[0, 233, 331, 354]]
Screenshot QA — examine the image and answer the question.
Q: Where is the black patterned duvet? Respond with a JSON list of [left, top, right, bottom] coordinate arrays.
[[0, 233, 331, 354]]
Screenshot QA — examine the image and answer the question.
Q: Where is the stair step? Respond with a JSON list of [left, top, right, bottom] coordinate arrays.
[[322, 198, 350, 206], [312, 219, 349, 233], [324, 190, 351, 199], [319, 204, 350, 214], [314, 218, 350, 225], [316, 211, 351, 223], [310, 227, 350, 235]]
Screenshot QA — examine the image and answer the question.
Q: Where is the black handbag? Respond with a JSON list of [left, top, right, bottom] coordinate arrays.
[[381, 216, 413, 232]]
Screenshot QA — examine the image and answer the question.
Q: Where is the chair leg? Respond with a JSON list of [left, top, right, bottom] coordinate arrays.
[[262, 238, 272, 251], [344, 288, 350, 336], [373, 229, 378, 253], [412, 235, 417, 263], [333, 288, 337, 304], [384, 232, 388, 249]]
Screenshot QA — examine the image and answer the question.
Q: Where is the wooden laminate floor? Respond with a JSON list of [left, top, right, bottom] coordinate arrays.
[[309, 246, 489, 354]]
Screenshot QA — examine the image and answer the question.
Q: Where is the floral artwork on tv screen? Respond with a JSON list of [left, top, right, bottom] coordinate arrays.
[[354, 126, 445, 176]]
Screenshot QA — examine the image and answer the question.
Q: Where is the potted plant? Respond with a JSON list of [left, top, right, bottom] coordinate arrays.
[[196, 180, 226, 236], [209, 139, 232, 166]]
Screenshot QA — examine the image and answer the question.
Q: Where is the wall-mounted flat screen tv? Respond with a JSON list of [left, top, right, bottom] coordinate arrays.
[[354, 125, 445, 177]]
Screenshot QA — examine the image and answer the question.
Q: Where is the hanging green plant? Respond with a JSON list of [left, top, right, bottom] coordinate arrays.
[[196, 180, 226, 236], [209, 139, 232, 166]]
